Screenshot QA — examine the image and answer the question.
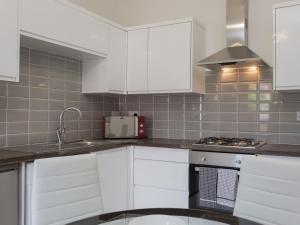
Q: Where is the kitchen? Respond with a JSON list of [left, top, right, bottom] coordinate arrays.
[[0, 0, 300, 225]]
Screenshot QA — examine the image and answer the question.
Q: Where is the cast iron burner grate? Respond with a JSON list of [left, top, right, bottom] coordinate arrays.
[[194, 137, 262, 148]]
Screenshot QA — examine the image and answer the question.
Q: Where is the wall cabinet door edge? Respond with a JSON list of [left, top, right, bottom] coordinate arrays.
[[273, 3, 300, 91], [0, 0, 20, 82]]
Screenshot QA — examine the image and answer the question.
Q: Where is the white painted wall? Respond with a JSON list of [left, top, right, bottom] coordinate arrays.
[[68, 0, 289, 66], [114, 0, 227, 59], [67, 0, 118, 21]]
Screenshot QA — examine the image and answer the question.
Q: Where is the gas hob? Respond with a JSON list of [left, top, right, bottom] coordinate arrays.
[[193, 137, 265, 149]]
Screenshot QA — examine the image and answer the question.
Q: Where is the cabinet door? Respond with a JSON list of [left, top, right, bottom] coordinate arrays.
[[82, 26, 127, 94], [148, 22, 191, 92], [0, 0, 19, 82], [97, 147, 130, 213], [134, 185, 188, 209], [275, 4, 300, 90], [107, 26, 127, 94], [20, 0, 109, 55], [127, 29, 148, 93]]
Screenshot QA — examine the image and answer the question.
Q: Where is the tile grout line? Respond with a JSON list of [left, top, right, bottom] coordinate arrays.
[[237, 67, 240, 138], [5, 76, 8, 147], [183, 94, 186, 140], [28, 48, 31, 146], [47, 51, 51, 144]]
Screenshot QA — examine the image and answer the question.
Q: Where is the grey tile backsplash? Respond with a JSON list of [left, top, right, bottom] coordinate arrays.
[[1, 48, 300, 147], [0, 47, 119, 147], [119, 66, 300, 144]]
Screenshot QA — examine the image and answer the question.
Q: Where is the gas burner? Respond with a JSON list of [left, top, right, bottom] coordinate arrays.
[[194, 137, 263, 149]]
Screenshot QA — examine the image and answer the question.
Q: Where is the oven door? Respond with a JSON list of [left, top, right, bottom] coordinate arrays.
[[189, 164, 239, 213]]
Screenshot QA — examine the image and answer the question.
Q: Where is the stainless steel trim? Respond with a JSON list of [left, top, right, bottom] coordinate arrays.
[[226, 0, 248, 47], [197, 0, 270, 69], [189, 151, 243, 168]]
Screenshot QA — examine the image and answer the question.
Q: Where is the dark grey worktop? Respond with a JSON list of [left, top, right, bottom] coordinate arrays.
[[0, 139, 300, 166]]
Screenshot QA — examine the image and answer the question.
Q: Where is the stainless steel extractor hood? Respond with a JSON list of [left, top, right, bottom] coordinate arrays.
[[198, 0, 269, 70]]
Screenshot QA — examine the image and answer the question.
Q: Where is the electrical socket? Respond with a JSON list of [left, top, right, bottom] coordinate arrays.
[[297, 112, 300, 121]]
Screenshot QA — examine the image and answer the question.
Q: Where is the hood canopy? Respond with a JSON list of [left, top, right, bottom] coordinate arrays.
[[198, 0, 270, 70]]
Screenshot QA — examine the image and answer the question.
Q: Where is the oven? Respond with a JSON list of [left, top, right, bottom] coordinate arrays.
[[189, 151, 244, 213]]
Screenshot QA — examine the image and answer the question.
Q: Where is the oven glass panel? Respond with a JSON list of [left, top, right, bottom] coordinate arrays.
[[189, 165, 239, 213]]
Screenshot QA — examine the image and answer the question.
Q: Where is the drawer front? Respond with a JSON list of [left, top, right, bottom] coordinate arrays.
[[134, 185, 188, 209], [134, 146, 189, 163], [134, 159, 188, 191]]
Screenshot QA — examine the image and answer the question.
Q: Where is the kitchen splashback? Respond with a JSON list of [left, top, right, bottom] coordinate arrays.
[[1, 48, 300, 146], [0, 47, 118, 147], [119, 66, 300, 144]]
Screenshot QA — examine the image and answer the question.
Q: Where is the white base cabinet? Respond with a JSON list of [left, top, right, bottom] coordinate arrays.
[[97, 147, 133, 213], [274, 1, 300, 90], [24, 146, 189, 222], [134, 186, 189, 209], [134, 159, 188, 191], [133, 146, 189, 209], [0, 0, 19, 82]]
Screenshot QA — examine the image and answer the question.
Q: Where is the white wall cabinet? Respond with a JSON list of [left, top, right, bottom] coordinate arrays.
[[274, 1, 300, 91], [148, 22, 192, 92], [133, 146, 189, 209], [20, 0, 128, 94], [127, 19, 206, 94], [0, 0, 19, 82], [82, 26, 127, 94], [97, 147, 133, 213], [19, 0, 109, 56], [127, 28, 149, 93]]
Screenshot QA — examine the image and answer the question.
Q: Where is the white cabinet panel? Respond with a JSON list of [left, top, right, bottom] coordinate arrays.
[[82, 26, 127, 94], [134, 185, 188, 209], [0, 0, 19, 82], [97, 147, 130, 213], [20, 0, 109, 55], [134, 159, 188, 191], [134, 146, 189, 163], [107, 26, 127, 93], [274, 3, 300, 90], [148, 22, 192, 92], [127, 29, 148, 93], [133, 146, 189, 210]]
